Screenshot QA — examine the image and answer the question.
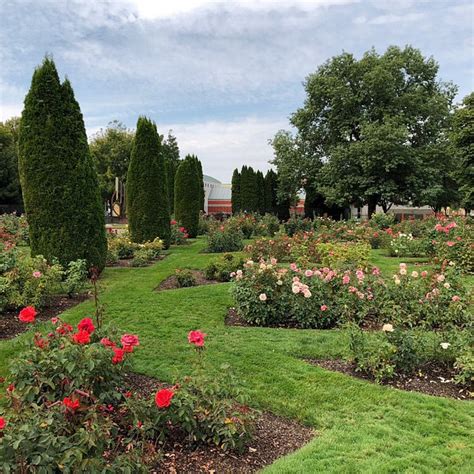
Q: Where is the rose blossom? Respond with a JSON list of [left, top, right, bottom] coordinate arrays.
[[382, 324, 394, 332], [303, 290, 312, 298], [290, 263, 298, 271], [440, 342, 450, 350], [77, 318, 95, 334], [342, 275, 350, 285], [452, 295, 460, 302], [19, 306, 37, 323], [305, 269, 313, 277], [112, 347, 125, 364], [101, 337, 115, 347], [73, 330, 90, 345], [63, 397, 80, 411], [259, 293, 267, 302], [188, 330, 206, 347], [372, 267, 381, 276], [421, 271, 428, 278], [155, 389, 174, 408], [292, 285, 300, 294], [320, 305, 328, 311], [443, 282, 450, 289], [270, 258, 277, 265], [446, 241, 455, 247], [121, 334, 140, 347], [411, 271, 419, 278], [0, 417, 5, 430], [437, 274, 445, 282], [32, 271, 42, 278]]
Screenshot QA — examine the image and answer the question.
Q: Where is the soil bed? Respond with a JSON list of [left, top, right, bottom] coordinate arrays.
[[306, 358, 472, 401], [125, 373, 315, 473], [156, 270, 220, 291], [0, 293, 89, 340]]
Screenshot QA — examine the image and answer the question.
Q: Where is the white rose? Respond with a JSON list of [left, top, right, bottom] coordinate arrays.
[[440, 342, 450, 350], [443, 282, 450, 289], [382, 324, 394, 332]]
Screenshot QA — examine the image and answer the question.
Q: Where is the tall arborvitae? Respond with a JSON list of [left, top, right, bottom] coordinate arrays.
[[256, 170, 266, 214], [174, 155, 200, 237], [264, 169, 278, 214], [163, 131, 180, 214], [18, 57, 107, 270], [231, 168, 241, 214], [195, 156, 205, 212], [126, 117, 170, 246], [240, 165, 258, 212]]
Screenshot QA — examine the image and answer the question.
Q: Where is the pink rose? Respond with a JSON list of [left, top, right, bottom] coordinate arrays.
[[32, 271, 42, 278], [320, 305, 328, 311]]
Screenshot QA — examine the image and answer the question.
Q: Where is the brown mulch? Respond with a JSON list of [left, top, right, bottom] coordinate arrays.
[[125, 373, 315, 473], [0, 293, 90, 340], [107, 255, 166, 268], [156, 270, 220, 291], [306, 358, 472, 401]]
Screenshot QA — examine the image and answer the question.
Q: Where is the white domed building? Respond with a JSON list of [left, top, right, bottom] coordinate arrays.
[[203, 175, 232, 215]]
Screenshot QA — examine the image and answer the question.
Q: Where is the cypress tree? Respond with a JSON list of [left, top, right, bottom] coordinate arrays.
[[163, 131, 180, 214], [194, 156, 205, 212], [240, 165, 258, 212], [231, 168, 241, 214], [256, 170, 265, 214], [126, 117, 170, 246], [18, 57, 107, 270], [264, 169, 278, 214], [174, 155, 200, 237]]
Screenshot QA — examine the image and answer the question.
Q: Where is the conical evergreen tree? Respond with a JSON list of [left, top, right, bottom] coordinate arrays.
[[126, 117, 170, 246], [256, 170, 265, 214], [194, 156, 205, 212], [162, 131, 180, 214], [264, 169, 278, 214], [18, 57, 107, 269], [174, 155, 200, 237], [231, 168, 241, 214]]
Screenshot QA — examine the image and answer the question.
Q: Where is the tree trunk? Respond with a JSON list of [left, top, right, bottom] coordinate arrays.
[[367, 196, 377, 220]]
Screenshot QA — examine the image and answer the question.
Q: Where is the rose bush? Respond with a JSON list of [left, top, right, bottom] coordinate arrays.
[[0, 313, 255, 470]]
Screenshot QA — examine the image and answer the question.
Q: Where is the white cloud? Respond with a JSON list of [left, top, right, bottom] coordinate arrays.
[[125, 0, 360, 19], [155, 117, 288, 181]]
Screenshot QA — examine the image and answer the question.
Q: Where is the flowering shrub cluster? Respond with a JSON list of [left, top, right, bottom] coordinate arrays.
[[170, 219, 189, 245], [206, 223, 244, 253], [175, 269, 197, 287], [107, 232, 163, 265], [205, 253, 244, 282], [231, 259, 471, 330], [0, 244, 88, 312], [0, 312, 254, 470], [0, 213, 29, 247], [348, 323, 473, 387]]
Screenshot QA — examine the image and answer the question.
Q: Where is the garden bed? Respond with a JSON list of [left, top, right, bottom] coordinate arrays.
[[156, 270, 220, 291], [0, 293, 90, 340], [125, 373, 315, 473], [306, 358, 472, 401]]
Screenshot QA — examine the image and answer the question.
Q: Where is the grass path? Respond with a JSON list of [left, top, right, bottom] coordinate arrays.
[[0, 239, 472, 472]]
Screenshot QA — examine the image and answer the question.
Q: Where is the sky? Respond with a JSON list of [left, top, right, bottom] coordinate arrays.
[[1, 0, 473, 182]]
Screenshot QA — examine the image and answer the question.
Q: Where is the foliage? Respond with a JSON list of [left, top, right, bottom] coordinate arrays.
[[388, 233, 428, 257], [174, 155, 201, 238], [126, 116, 171, 247], [284, 216, 313, 237], [206, 224, 244, 253], [451, 92, 474, 211], [18, 57, 107, 270], [369, 212, 395, 230], [162, 130, 180, 215], [274, 46, 457, 216], [315, 242, 371, 270], [0, 213, 29, 246], [0, 117, 22, 205], [89, 120, 134, 211], [175, 269, 196, 287], [205, 254, 244, 282], [170, 220, 189, 245], [231, 168, 241, 214], [63, 259, 88, 297]]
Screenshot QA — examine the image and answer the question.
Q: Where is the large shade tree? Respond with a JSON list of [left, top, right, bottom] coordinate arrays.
[[126, 117, 170, 246], [274, 46, 457, 217], [19, 57, 107, 269]]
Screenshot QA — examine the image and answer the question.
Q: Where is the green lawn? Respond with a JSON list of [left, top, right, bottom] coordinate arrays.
[[0, 239, 472, 472]]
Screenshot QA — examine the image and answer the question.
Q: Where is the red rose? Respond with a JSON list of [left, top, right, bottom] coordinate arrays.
[[112, 347, 125, 364], [57, 323, 73, 335], [124, 391, 132, 398], [155, 388, 174, 408], [7, 383, 14, 392], [171, 220, 177, 225], [19, 306, 37, 323], [121, 334, 139, 347], [188, 330, 206, 347], [73, 330, 91, 345], [122, 345, 134, 353], [100, 337, 115, 347], [0, 417, 6, 430], [77, 318, 95, 334], [34, 334, 48, 349], [63, 397, 80, 411]]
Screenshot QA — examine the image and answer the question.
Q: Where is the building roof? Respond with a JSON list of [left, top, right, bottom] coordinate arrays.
[[203, 175, 222, 184], [209, 185, 231, 200]]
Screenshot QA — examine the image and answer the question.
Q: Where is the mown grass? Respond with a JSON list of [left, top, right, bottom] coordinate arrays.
[[0, 239, 472, 472]]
